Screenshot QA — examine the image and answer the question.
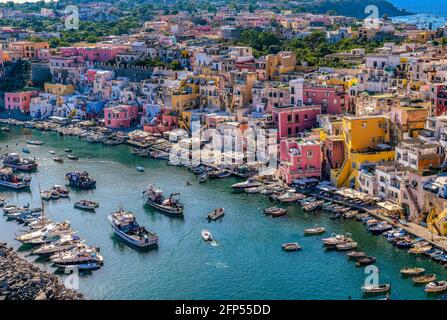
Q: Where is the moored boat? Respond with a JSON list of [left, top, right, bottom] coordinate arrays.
[[413, 274, 437, 285], [2, 153, 38, 171], [207, 208, 225, 221], [53, 157, 64, 163], [361, 284, 391, 294], [50, 244, 103, 266], [67, 154, 78, 160], [52, 185, 70, 198], [336, 241, 358, 251], [425, 281, 447, 294], [347, 251, 367, 260], [400, 267, 425, 277], [356, 256, 376, 267], [0, 168, 31, 189], [282, 242, 301, 251], [26, 140, 43, 146], [65, 171, 96, 189], [108, 209, 158, 248], [304, 224, 326, 235], [31, 234, 82, 255], [322, 233, 352, 247], [263, 207, 287, 217], [74, 200, 99, 211]]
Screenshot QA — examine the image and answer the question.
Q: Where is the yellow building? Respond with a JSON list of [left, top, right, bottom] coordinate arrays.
[[44, 83, 75, 96], [8, 41, 49, 59], [331, 115, 395, 188], [265, 51, 296, 81]]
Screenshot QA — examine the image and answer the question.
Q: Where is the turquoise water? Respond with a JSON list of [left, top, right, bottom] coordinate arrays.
[[0, 126, 447, 300]]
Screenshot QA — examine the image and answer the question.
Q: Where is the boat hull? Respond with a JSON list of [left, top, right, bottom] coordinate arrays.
[[0, 180, 30, 189], [145, 200, 183, 217]]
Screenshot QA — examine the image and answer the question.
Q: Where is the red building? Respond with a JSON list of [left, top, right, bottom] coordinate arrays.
[[103, 105, 138, 128], [272, 105, 321, 139], [303, 85, 346, 114]]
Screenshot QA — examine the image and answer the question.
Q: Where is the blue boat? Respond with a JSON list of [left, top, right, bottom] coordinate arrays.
[[77, 263, 101, 271], [22, 147, 30, 154], [65, 171, 96, 189]]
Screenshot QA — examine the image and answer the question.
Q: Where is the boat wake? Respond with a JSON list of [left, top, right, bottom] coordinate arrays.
[[210, 240, 218, 246], [206, 261, 228, 269]]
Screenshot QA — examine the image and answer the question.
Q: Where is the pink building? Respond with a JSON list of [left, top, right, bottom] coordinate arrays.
[[272, 105, 321, 139], [103, 105, 138, 128], [60, 46, 126, 63], [279, 138, 322, 184], [5, 91, 38, 113], [303, 85, 345, 114]]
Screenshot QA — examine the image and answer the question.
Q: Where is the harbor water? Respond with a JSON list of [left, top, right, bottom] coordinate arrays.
[[1, 126, 447, 300]]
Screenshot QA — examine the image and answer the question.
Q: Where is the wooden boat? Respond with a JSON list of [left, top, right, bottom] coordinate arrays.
[[413, 274, 436, 285], [207, 208, 225, 221], [400, 267, 425, 277], [336, 241, 358, 251], [263, 207, 286, 217], [40, 190, 51, 201], [48, 150, 55, 155], [362, 284, 391, 294], [408, 245, 432, 255], [356, 256, 376, 267], [282, 242, 301, 252], [50, 190, 60, 199], [53, 157, 64, 163], [74, 200, 99, 211], [343, 210, 358, 219], [304, 224, 325, 235], [365, 219, 380, 227], [347, 251, 367, 260], [302, 200, 324, 212], [322, 233, 352, 246], [67, 155, 78, 160], [425, 281, 447, 294], [369, 222, 393, 235], [276, 192, 304, 203], [52, 185, 69, 198], [202, 230, 212, 241]]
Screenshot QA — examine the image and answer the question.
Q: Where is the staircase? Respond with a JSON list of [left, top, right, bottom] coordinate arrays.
[[404, 182, 421, 222]]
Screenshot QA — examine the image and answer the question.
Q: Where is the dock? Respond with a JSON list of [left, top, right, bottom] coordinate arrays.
[[316, 191, 447, 252]]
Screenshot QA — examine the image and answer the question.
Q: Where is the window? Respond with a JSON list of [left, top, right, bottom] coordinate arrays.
[[288, 127, 292, 135], [307, 151, 313, 158], [362, 122, 367, 128]]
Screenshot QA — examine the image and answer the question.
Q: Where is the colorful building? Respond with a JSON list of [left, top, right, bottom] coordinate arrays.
[[4, 91, 39, 113], [103, 105, 138, 128], [272, 105, 321, 139]]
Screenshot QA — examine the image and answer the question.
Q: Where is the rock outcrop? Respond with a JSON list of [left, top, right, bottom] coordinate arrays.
[[0, 242, 83, 300]]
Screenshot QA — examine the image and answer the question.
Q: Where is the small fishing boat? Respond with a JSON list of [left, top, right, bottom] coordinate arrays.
[[304, 225, 325, 235], [347, 251, 367, 260], [302, 200, 324, 212], [425, 281, 447, 294], [198, 174, 207, 184], [400, 267, 425, 277], [32, 234, 82, 255], [65, 171, 96, 189], [263, 207, 287, 217], [409, 245, 433, 255], [142, 185, 184, 216], [40, 190, 51, 201], [365, 219, 380, 227], [26, 140, 43, 146], [217, 171, 232, 178], [282, 242, 301, 251], [245, 186, 263, 194], [50, 244, 103, 266], [53, 157, 64, 163], [2, 153, 38, 171], [74, 200, 99, 211], [202, 230, 212, 241], [395, 237, 415, 248], [22, 147, 30, 154], [48, 151, 55, 155], [356, 256, 376, 267], [52, 185, 69, 198], [57, 262, 101, 271], [64, 148, 72, 153], [108, 209, 158, 248], [336, 241, 358, 251], [362, 284, 391, 294], [230, 179, 262, 190], [343, 210, 358, 219], [369, 222, 393, 235], [413, 274, 436, 285], [136, 166, 145, 172], [276, 192, 304, 203], [50, 190, 60, 199], [322, 233, 352, 246], [67, 155, 78, 160], [207, 208, 225, 221]]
